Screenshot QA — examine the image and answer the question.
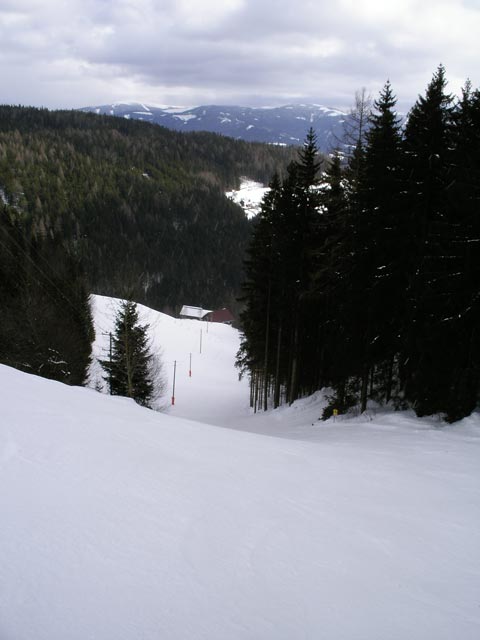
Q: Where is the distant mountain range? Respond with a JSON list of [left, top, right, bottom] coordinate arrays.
[[79, 103, 347, 150]]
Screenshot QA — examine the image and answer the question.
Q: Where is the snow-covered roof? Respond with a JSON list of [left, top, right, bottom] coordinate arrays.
[[179, 305, 212, 319]]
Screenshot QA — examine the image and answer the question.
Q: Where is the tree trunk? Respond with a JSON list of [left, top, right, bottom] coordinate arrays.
[[360, 367, 369, 413], [274, 321, 283, 408], [289, 316, 300, 405], [254, 370, 260, 413], [263, 281, 271, 411], [385, 355, 395, 403]]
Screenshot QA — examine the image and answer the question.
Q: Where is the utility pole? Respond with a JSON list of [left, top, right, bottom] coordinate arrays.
[[109, 332, 113, 394], [171, 360, 177, 405]]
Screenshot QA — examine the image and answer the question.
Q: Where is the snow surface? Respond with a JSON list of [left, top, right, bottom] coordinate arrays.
[[174, 114, 197, 123], [1, 295, 480, 640], [226, 179, 269, 219]]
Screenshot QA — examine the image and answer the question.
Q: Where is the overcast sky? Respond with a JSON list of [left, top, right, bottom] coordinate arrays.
[[1, 0, 479, 112]]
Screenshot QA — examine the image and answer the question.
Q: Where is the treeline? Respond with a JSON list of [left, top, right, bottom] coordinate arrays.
[[238, 66, 480, 422], [0, 106, 297, 312]]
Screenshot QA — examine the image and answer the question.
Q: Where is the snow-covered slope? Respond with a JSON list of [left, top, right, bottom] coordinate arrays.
[[2, 296, 480, 640], [89, 295, 250, 424]]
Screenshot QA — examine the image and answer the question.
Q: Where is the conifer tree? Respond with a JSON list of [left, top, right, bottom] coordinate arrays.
[[239, 69, 480, 422], [238, 130, 323, 408], [356, 81, 406, 407], [286, 129, 322, 402], [308, 151, 354, 411], [238, 174, 283, 410], [402, 65, 457, 416], [100, 301, 155, 407], [442, 82, 480, 420]]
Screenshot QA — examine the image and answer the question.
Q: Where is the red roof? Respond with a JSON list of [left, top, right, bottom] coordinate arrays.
[[208, 308, 235, 324]]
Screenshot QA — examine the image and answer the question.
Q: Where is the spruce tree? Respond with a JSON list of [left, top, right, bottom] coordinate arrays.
[[442, 82, 480, 420], [100, 301, 155, 407], [237, 174, 283, 410], [308, 151, 355, 413], [238, 130, 323, 409], [356, 81, 406, 407], [238, 70, 480, 422], [402, 65, 457, 417], [287, 129, 322, 402]]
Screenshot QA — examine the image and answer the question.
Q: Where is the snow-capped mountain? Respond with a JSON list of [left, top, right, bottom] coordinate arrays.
[[79, 102, 346, 150]]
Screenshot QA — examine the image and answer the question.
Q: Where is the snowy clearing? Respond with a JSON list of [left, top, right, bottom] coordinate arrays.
[[226, 179, 269, 218], [1, 296, 480, 640]]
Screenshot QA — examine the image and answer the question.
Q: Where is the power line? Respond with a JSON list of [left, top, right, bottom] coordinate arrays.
[[0, 226, 112, 337]]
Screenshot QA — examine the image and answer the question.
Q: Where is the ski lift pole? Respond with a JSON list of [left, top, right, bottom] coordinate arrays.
[[171, 360, 177, 405]]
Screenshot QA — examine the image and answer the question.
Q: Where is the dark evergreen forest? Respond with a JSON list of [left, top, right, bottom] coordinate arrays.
[[0, 106, 297, 313], [238, 67, 480, 422], [0, 205, 94, 385]]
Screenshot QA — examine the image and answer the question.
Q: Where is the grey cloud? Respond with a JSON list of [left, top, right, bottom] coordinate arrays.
[[0, 0, 479, 110]]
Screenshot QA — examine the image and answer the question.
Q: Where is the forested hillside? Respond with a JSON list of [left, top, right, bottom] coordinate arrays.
[[0, 106, 297, 312], [239, 67, 480, 422], [0, 205, 94, 385]]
